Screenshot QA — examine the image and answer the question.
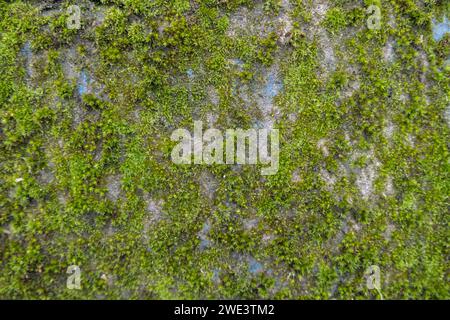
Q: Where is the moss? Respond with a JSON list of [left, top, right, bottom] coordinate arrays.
[[0, 0, 448, 300]]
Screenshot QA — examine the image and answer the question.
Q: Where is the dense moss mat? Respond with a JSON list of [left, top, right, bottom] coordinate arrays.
[[0, 0, 449, 299]]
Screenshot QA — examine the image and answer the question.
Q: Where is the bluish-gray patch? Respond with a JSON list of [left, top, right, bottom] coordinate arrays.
[[252, 120, 266, 129], [20, 41, 32, 58], [201, 222, 211, 233], [199, 222, 211, 250], [78, 70, 89, 95], [230, 58, 244, 68], [212, 268, 220, 283], [187, 68, 194, 79], [200, 238, 210, 250], [20, 41, 33, 78], [432, 16, 450, 42], [248, 257, 263, 274], [265, 71, 283, 99]]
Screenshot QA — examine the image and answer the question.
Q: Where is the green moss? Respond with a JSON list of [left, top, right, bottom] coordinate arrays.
[[0, 0, 448, 300]]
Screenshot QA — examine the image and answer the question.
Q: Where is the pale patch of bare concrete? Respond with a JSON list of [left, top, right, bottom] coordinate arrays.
[[320, 169, 337, 192], [106, 174, 122, 202], [105, 222, 117, 237], [72, 104, 85, 127], [277, 0, 293, 45], [406, 134, 416, 147], [307, 1, 336, 76], [287, 112, 297, 122], [328, 214, 361, 253], [198, 221, 211, 250], [60, 45, 106, 126], [387, 12, 397, 30], [417, 50, 430, 85], [142, 195, 164, 240], [229, 58, 244, 71], [342, 78, 361, 99], [207, 85, 220, 106], [158, 19, 169, 38], [145, 197, 164, 219], [199, 171, 218, 201], [226, 0, 293, 45], [277, 15, 293, 45], [226, 5, 273, 38], [206, 112, 218, 127], [382, 176, 395, 197], [243, 218, 259, 230], [310, 2, 329, 25], [262, 233, 276, 244], [233, 63, 283, 129], [325, 143, 382, 202], [226, 4, 292, 129], [37, 168, 55, 186], [354, 155, 381, 201], [235, 82, 252, 107], [93, 140, 103, 162], [60, 47, 88, 126], [61, 47, 79, 81], [399, 92, 409, 103], [317, 138, 330, 157], [57, 191, 68, 207], [253, 64, 283, 129], [291, 168, 302, 183], [383, 222, 396, 241], [383, 120, 395, 140], [20, 41, 33, 82], [383, 39, 395, 63], [317, 32, 336, 75], [20, 42, 50, 87], [90, 5, 106, 28], [445, 105, 450, 127], [37, 144, 57, 186]]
